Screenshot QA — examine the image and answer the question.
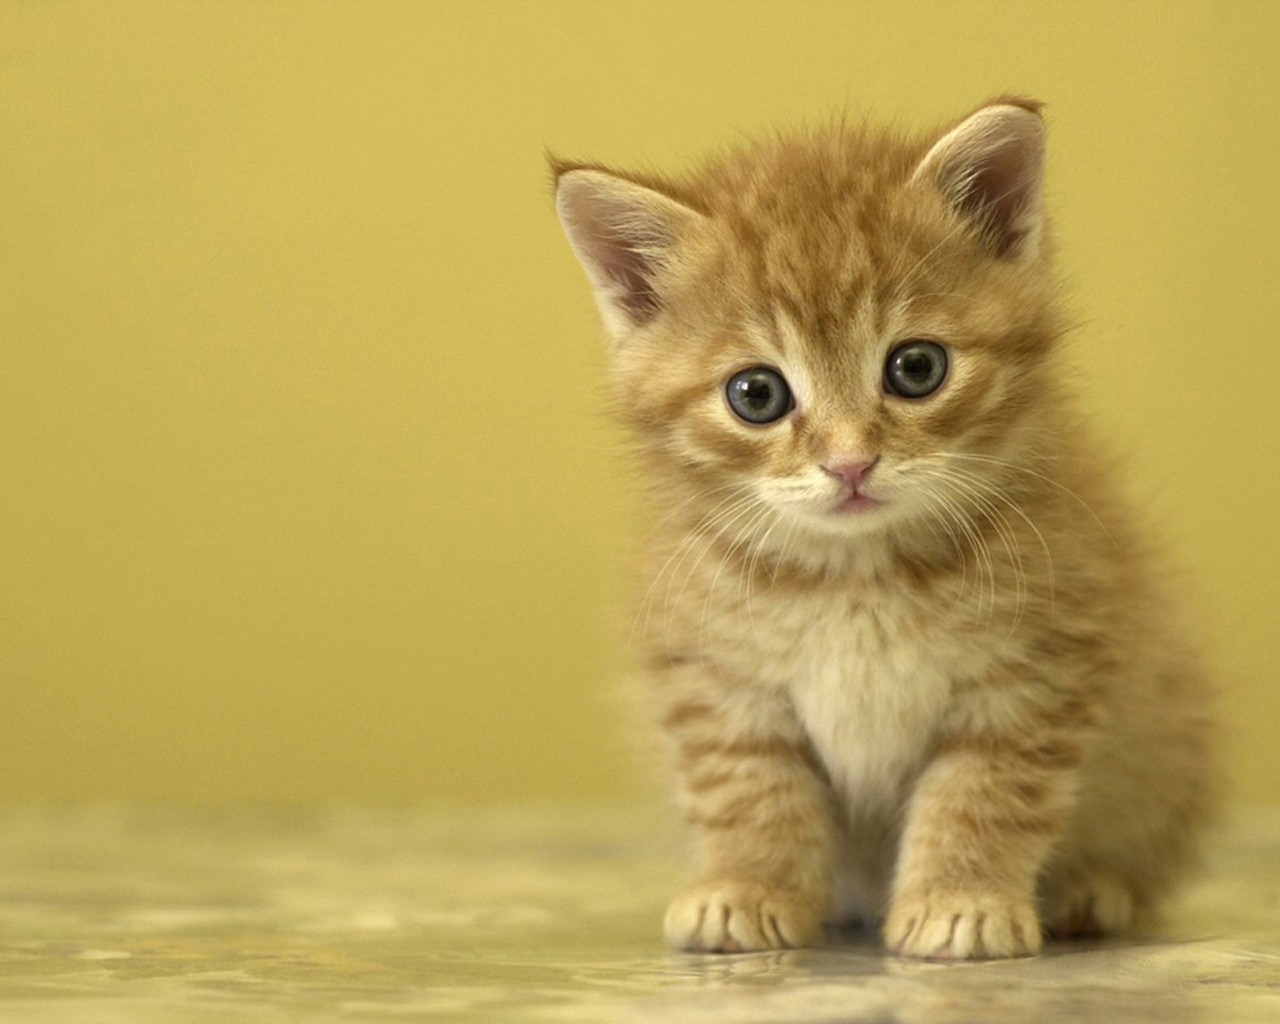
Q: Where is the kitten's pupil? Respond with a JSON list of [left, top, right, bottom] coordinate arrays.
[[901, 352, 932, 381], [741, 378, 773, 411], [726, 367, 793, 425], [885, 340, 948, 399]]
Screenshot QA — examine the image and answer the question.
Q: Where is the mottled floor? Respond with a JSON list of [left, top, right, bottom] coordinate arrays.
[[0, 806, 1275, 1022]]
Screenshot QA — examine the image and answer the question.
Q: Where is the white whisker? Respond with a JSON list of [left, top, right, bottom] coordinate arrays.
[[908, 481, 975, 619], [944, 464, 1057, 614], [743, 508, 782, 632], [909, 469, 997, 624], [947, 451, 1116, 549], [916, 465, 1029, 642], [628, 487, 753, 649], [698, 503, 774, 661]]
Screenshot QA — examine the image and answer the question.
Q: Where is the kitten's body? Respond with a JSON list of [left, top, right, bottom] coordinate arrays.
[[554, 99, 1215, 959]]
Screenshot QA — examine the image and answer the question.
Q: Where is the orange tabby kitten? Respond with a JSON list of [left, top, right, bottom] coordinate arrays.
[[552, 98, 1215, 959]]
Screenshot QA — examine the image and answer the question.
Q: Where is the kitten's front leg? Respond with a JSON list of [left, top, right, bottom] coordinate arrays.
[[886, 730, 1080, 960], [654, 663, 836, 952]]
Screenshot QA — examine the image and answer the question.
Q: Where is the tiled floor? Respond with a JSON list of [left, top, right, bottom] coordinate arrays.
[[0, 806, 1275, 1022]]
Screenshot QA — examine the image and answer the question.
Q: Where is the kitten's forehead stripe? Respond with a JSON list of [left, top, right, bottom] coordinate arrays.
[[742, 320, 788, 368], [766, 309, 818, 413], [770, 308, 806, 366], [693, 131, 950, 349]]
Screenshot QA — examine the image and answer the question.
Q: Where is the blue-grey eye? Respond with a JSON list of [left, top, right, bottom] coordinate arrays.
[[885, 340, 948, 399], [726, 367, 794, 424]]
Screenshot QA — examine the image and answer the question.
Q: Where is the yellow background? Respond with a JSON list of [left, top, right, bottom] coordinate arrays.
[[1, 1, 1276, 806]]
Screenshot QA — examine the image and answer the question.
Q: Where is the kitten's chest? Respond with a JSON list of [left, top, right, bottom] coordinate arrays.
[[745, 587, 969, 809]]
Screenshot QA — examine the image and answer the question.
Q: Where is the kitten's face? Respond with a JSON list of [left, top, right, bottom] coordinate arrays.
[[557, 101, 1059, 546], [619, 235, 1054, 541]]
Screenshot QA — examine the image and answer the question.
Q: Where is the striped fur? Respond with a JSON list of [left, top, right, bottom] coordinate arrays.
[[554, 100, 1216, 959]]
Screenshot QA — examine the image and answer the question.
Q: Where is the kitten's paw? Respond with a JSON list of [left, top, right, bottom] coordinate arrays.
[[885, 890, 1042, 960], [663, 880, 824, 953], [1043, 874, 1134, 937]]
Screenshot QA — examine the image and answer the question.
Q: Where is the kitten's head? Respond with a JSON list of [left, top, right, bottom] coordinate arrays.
[[554, 100, 1063, 548]]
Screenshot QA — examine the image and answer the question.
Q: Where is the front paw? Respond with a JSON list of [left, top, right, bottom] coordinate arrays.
[[664, 879, 824, 952], [885, 889, 1042, 960]]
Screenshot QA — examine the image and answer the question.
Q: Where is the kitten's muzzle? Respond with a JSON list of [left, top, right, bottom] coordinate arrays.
[[821, 457, 885, 514], [821, 456, 880, 493]]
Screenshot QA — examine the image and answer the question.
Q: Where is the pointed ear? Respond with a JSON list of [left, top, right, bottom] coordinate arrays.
[[554, 167, 703, 341], [911, 102, 1047, 259]]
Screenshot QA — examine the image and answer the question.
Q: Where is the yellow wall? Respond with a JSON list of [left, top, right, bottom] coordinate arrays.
[[2, 1, 1276, 806]]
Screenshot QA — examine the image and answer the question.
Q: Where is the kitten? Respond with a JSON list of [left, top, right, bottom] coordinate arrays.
[[551, 98, 1216, 960]]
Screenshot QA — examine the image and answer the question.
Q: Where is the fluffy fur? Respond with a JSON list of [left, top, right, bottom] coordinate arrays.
[[552, 98, 1215, 960]]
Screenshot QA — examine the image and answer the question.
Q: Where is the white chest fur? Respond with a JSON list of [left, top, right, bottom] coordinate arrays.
[[731, 583, 967, 815], [797, 595, 956, 811], [659, 527, 992, 814]]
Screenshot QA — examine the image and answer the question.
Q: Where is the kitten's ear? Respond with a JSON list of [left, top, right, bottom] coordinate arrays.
[[554, 166, 703, 342], [911, 101, 1047, 259]]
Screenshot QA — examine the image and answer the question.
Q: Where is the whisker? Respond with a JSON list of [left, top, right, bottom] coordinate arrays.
[[947, 451, 1117, 549], [666, 493, 766, 653], [628, 487, 753, 648], [742, 508, 782, 632], [918, 465, 1029, 642], [698, 503, 774, 661], [911, 470, 997, 624], [770, 510, 803, 585], [637, 480, 751, 544], [909, 482, 975, 619], [943, 463, 1057, 614]]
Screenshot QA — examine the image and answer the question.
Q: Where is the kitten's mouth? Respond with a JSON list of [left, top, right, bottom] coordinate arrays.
[[833, 491, 885, 514]]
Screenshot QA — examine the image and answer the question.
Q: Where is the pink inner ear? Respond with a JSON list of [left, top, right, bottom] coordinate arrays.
[[957, 147, 1037, 257], [914, 105, 1046, 260], [557, 171, 696, 330], [578, 219, 663, 323]]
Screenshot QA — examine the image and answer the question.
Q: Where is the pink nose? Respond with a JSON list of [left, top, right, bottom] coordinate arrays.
[[821, 457, 880, 491]]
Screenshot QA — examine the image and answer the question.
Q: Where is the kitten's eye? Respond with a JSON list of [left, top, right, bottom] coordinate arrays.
[[725, 367, 794, 424], [884, 340, 949, 399]]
